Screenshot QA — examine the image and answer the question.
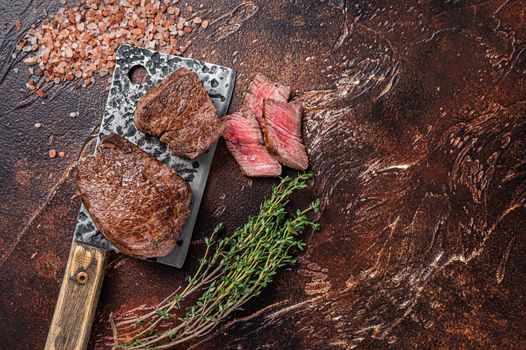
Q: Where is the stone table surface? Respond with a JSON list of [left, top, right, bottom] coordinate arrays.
[[0, 0, 525, 349]]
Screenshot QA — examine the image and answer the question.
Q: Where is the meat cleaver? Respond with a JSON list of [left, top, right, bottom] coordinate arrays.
[[45, 44, 235, 350]]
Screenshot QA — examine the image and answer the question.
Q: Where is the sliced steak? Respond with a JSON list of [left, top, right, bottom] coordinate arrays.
[[262, 99, 309, 170], [77, 133, 192, 259], [223, 110, 282, 177], [245, 73, 290, 126], [134, 67, 224, 160]]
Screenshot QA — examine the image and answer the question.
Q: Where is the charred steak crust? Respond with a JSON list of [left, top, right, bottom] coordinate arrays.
[[76, 134, 192, 259], [134, 67, 224, 160]]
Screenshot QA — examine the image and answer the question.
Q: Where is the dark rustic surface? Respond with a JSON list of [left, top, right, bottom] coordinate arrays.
[[1, 0, 525, 349]]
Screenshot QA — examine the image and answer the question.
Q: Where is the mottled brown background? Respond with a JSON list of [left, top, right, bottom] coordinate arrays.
[[1, 0, 525, 349]]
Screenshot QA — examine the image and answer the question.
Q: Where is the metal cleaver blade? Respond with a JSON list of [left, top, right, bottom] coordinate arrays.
[[74, 44, 236, 268]]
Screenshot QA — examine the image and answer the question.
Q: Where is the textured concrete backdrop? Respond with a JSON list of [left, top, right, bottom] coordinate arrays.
[[0, 0, 525, 349]]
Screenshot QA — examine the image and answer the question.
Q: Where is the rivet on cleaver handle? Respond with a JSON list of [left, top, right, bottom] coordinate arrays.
[[73, 44, 236, 268], [45, 241, 108, 350]]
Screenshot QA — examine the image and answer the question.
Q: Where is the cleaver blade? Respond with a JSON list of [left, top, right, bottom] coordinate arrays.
[[73, 44, 236, 268]]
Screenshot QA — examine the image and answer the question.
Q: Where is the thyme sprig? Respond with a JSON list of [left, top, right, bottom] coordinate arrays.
[[113, 173, 320, 349]]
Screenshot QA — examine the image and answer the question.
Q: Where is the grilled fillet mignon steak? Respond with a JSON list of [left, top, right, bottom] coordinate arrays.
[[223, 110, 282, 177], [263, 99, 308, 170], [245, 73, 290, 126], [134, 67, 224, 160], [77, 133, 192, 258]]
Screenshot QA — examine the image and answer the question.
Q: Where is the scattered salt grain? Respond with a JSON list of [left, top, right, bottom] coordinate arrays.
[[36, 89, 47, 98], [65, 47, 73, 58], [23, 56, 37, 65]]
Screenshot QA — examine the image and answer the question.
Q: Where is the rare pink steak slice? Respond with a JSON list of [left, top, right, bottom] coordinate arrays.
[[244, 73, 290, 126], [262, 99, 308, 170], [223, 110, 282, 177]]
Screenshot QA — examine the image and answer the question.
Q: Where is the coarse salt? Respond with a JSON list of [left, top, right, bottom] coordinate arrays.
[[17, 0, 209, 96]]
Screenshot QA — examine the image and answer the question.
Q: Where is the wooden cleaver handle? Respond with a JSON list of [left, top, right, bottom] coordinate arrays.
[[45, 241, 108, 350]]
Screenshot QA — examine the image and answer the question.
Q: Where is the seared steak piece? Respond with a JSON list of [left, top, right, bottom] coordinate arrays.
[[223, 73, 306, 176], [223, 110, 282, 177], [134, 67, 224, 160], [262, 99, 309, 170], [245, 73, 290, 126], [77, 134, 192, 259]]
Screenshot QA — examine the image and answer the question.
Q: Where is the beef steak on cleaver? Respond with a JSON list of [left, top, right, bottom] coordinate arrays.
[[134, 67, 224, 160], [76, 133, 192, 259]]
